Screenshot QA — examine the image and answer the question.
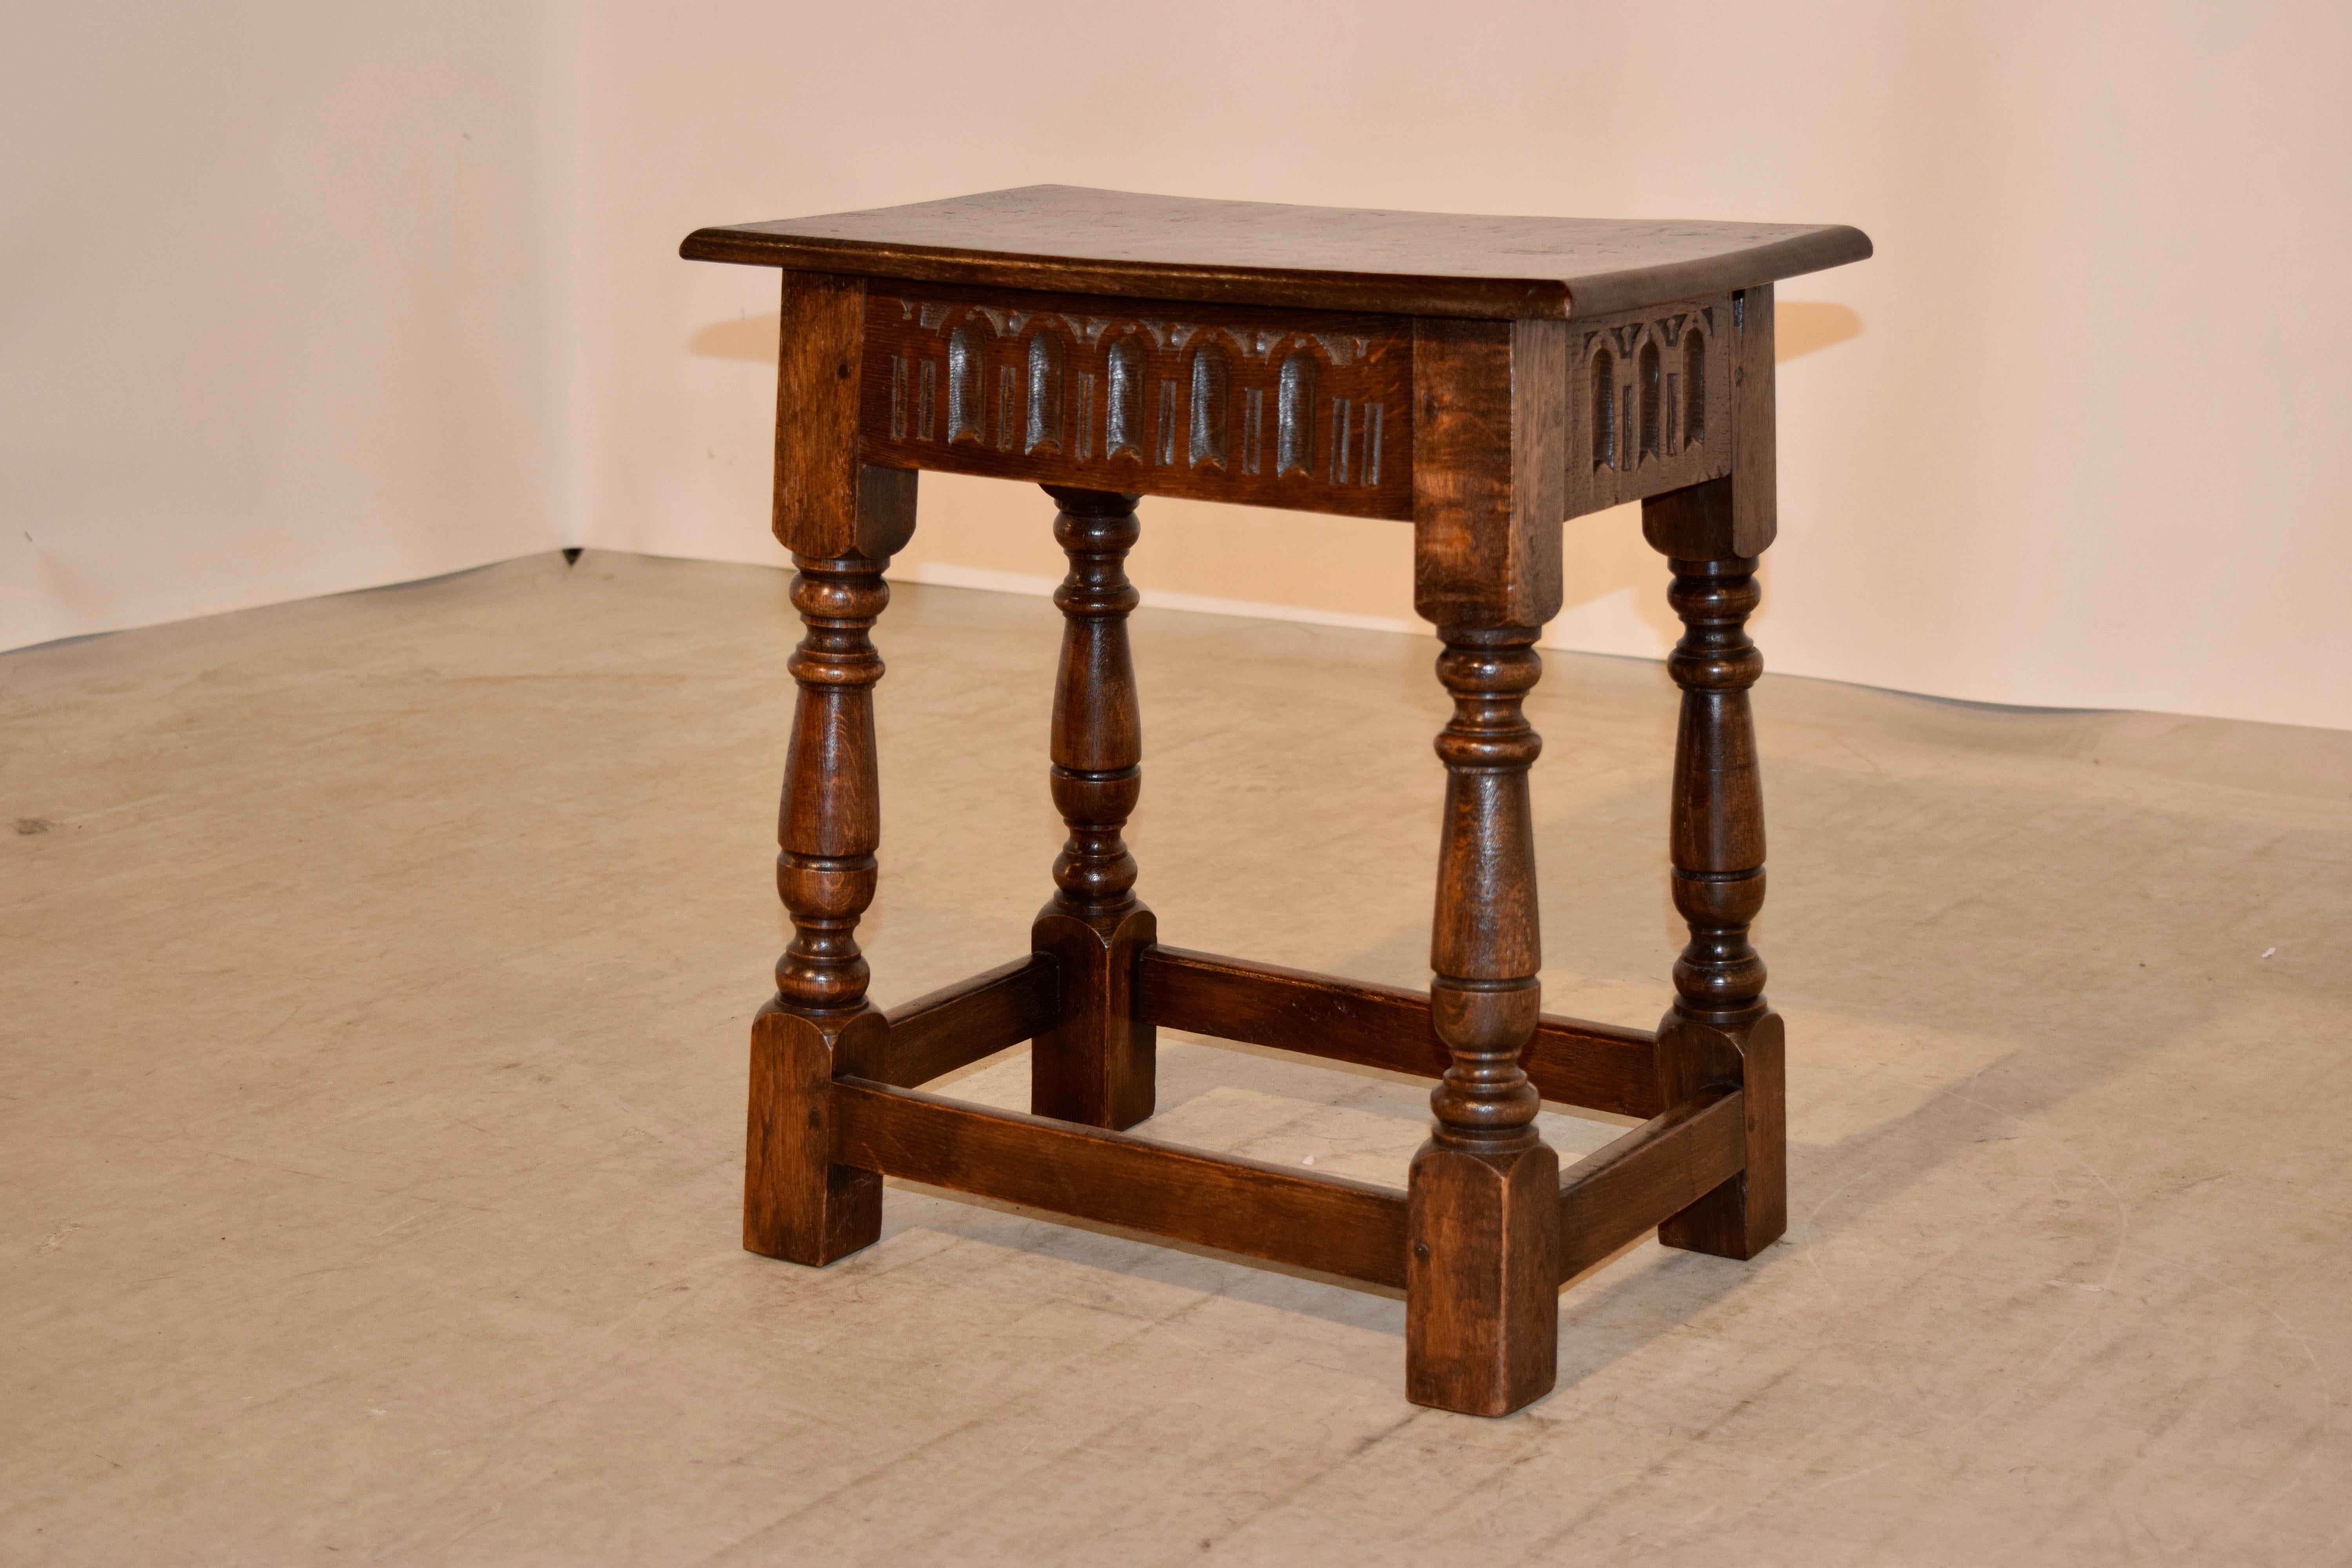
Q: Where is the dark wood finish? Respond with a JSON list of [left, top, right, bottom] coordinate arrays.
[[690, 187, 1867, 1417], [743, 550, 901, 1263], [1639, 290, 1776, 559], [1407, 1136, 1557, 1417], [873, 954, 1059, 1089], [1564, 294, 1736, 519], [1639, 475, 1788, 1261], [1405, 525, 1559, 1413], [1422, 632, 1547, 1150], [744, 1004, 884, 1264], [857, 282, 1412, 520], [1647, 1012, 1784, 1261], [1137, 946, 1663, 1118], [1556, 1086, 1747, 1283], [771, 556, 891, 1016], [1730, 286, 1777, 558], [1410, 319, 1566, 631], [771, 272, 920, 559], [833, 1079, 1409, 1288], [1030, 488, 1156, 1131], [685, 185, 1873, 322], [1686, 1011, 1785, 1256]]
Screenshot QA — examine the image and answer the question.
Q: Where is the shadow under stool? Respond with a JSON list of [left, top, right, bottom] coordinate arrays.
[[681, 185, 1872, 1416]]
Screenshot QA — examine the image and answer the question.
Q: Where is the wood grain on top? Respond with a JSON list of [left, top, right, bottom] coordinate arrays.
[[681, 185, 1871, 319]]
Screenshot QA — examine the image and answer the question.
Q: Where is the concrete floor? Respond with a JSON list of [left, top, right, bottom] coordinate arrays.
[[5, 550, 2350, 1565]]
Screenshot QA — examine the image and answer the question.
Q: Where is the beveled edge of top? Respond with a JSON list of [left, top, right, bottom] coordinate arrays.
[[681, 185, 1871, 320]]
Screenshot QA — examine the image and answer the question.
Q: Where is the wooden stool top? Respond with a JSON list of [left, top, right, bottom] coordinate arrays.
[[681, 184, 1872, 320], [682, 184, 1871, 624]]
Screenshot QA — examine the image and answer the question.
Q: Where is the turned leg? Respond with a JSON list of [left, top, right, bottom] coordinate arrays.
[[1643, 478, 1786, 1259], [744, 553, 893, 1265], [1030, 486, 1156, 1131], [1405, 626, 1560, 1417]]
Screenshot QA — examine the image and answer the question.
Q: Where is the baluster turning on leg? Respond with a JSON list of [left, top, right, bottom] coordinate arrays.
[[1030, 486, 1156, 1131], [1650, 539, 1786, 1259], [1406, 625, 1560, 1417], [744, 553, 892, 1266]]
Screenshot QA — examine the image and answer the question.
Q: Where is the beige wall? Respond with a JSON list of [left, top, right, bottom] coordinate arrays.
[[2, 4, 573, 651], [11, 3, 2352, 728]]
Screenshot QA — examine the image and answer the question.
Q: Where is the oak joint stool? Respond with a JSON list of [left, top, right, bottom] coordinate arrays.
[[682, 186, 1871, 1417]]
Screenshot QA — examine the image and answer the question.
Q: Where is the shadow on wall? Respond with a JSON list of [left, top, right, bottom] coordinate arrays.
[[691, 315, 781, 363], [1775, 301, 1861, 361]]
